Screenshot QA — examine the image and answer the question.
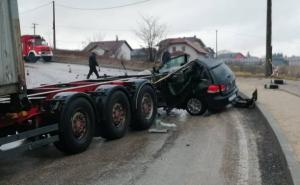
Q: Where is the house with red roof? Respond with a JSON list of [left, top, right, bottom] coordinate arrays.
[[83, 40, 133, 60], [157, 36, 215, 61]]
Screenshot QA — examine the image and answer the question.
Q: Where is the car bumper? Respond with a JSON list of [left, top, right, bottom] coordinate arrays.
[[36, 51, 53, 57], [206, 88, 239, 109]]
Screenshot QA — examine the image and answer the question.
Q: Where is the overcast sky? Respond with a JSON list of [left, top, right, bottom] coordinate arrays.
[[18, 0, 300, 57]]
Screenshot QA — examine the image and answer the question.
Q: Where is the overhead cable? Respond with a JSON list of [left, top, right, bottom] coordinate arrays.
[[20, 2, 51, 14], [56, 0, 152, 11]]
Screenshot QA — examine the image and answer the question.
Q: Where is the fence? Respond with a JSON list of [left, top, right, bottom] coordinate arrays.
[[223, 59, 300, 79], [52, 49, 154, 71]]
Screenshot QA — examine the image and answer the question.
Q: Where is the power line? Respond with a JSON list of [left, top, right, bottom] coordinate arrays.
[[56, 25, 132, 32], [56, 40, 84, 43], [56, 0, 152, 11], [20, 2, 51, 14]]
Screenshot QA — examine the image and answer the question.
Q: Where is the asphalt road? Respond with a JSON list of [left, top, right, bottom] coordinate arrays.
[[0, 63, 292, 185], [0, 107, 269, 185]]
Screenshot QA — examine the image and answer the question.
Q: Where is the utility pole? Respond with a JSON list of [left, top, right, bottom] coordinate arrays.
[[52, 1, 56, 50], [266, 0, 273, 76], [216, 30, 218, 58], [32, 23, 38, 35]]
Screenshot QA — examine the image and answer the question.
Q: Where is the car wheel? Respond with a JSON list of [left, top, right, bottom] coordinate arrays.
[[23, 57, 30, 62], [55, 98, 95, 154], [28, 53, 39, 63], [131, 85, 157, 130], [100, 91, 131, 140], [186, 97, 207, 116]]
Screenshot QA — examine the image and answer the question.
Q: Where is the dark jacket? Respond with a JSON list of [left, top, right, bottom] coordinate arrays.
[[89, 54, 98, 68], [162, 51, 171, 64]]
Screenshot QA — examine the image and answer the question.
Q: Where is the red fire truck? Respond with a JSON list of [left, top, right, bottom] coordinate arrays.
[[21, 35, 53, 63]]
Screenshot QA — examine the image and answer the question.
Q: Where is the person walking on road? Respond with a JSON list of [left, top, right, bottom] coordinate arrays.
[[87, 52, 100, 79], [162, 51, 171, 65]]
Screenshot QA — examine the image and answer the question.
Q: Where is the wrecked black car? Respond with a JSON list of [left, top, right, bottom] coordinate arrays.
[[151, 55, 239, 115]]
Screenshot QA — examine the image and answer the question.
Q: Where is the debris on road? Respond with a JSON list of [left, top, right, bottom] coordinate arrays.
[[148, 115, 176, 133], [264, 83, 279, 89], [233, 89, 257, 108], [265, 79, 286, 89], [272, 79, 285, 85]]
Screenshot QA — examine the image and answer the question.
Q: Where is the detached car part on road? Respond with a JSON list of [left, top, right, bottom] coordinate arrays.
[[150, 55, 256, 115]]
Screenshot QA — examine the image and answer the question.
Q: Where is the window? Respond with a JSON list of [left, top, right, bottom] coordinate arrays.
[[172, 46, 176, 52], [182, 46, 186, 52]]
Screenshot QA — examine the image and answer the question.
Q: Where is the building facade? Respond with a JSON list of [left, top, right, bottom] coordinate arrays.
[[83, 40, 132, 60]]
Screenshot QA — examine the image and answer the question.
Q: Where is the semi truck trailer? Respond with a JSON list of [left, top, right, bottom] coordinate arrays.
[[0, 0, 157, 154]]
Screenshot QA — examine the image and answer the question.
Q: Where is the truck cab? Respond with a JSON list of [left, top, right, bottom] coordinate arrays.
[[21, 35, 53, 62]]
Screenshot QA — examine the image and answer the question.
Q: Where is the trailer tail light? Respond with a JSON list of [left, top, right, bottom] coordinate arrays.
[[207, 84, 226, 94], [6, 111, 28, 119]]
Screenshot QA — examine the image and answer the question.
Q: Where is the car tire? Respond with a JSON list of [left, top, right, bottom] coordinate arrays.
[[54, 98, 95, 154], [273, 79, 284, 85], [23, 57, 30, 62], [186, 97, 207, 116], [100, 91, 131, 140], [131, 85, 157, 130], [264, 84, 279, 89], [28, 53, 39, 63]]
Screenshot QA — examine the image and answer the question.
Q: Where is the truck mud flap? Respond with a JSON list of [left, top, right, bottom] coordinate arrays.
[[233, 89, 257, 109]]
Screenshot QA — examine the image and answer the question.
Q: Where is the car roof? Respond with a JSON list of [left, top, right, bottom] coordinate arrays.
[[194, 58, 223, 69]]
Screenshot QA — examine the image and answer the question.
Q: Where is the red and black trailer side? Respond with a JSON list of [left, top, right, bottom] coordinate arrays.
[[0, 77, 157, 154]]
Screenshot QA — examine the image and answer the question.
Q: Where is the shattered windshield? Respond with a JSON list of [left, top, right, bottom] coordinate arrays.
[[159, 55, 187, 73]]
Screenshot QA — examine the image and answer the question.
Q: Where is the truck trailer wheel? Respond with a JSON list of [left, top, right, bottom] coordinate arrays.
[[55, 98, 95, 154], [43, 56, 52, 62], [186, 97, 207, 116], [132, 85, 157, 130], [100, 91, 131, 140]]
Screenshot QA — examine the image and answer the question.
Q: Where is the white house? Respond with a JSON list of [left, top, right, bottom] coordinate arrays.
[[83, 40, 132, 60], [158, 36, 214, 61]]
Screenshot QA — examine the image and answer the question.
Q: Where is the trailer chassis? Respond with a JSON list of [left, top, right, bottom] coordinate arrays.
[[0, 75, 157, 154]]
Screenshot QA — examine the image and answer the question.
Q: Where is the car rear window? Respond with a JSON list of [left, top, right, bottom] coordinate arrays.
[[210, 63, 234, 83]]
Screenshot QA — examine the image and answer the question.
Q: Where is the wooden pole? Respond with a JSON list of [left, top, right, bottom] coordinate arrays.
[[266, 0, 273, 76], [52, 1, 56, 50]]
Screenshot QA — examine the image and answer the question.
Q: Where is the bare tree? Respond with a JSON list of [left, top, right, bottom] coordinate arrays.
[[135, 15, 167, 62]]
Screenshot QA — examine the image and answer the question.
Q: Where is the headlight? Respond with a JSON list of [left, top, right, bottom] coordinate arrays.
[[38, 51, 42, 54]]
